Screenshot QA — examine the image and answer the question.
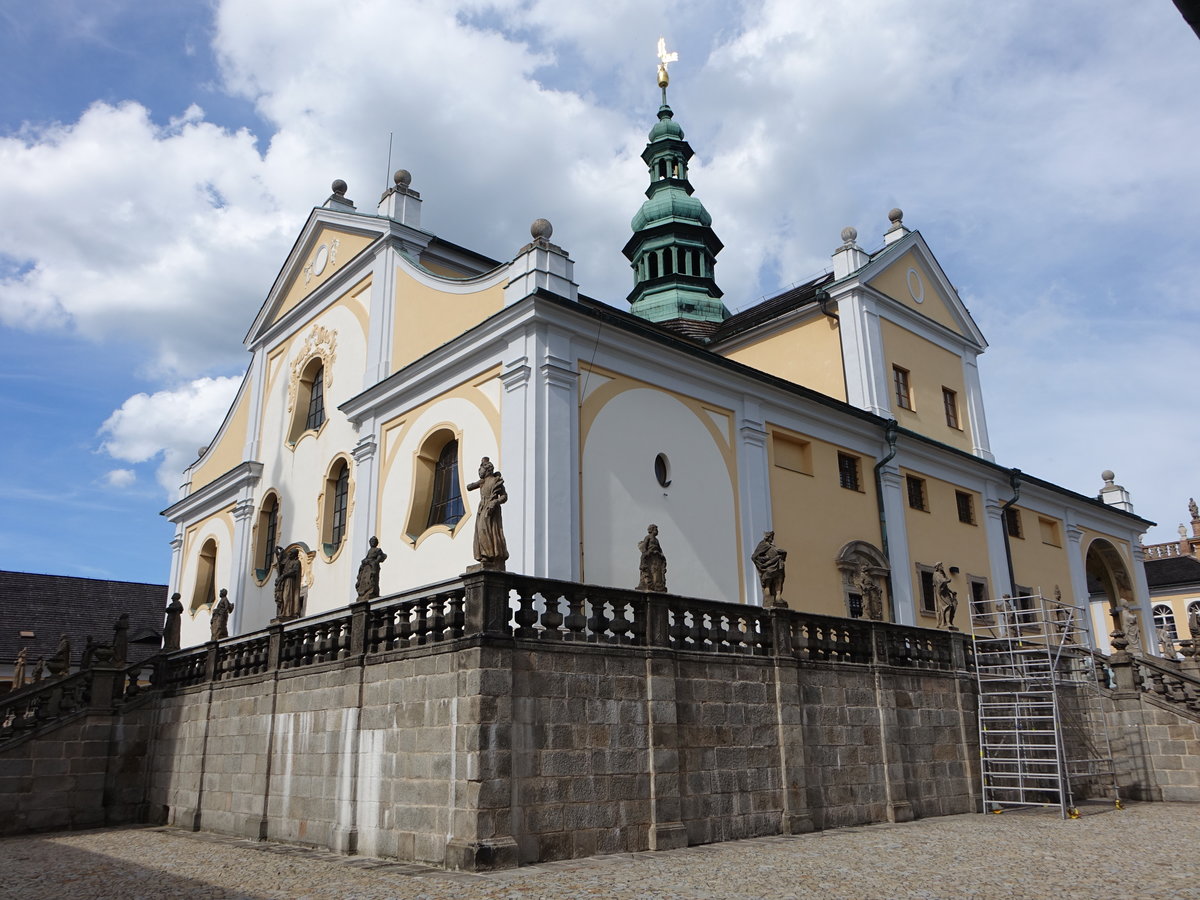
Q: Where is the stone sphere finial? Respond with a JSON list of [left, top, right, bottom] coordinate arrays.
[[888, 207, 904, 225], [332, 179, 348, 196], [1101, 469, 1115, 484], [393, 169, 411, 187], [531, 218, 553, 240], [840, 226, 858, 244]]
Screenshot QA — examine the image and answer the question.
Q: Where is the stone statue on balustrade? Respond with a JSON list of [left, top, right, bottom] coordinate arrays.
[[11, 647, 26, 690], [112, 613, 129, 666], [1121, 604, 1142, 652], [356, 536, 387, 601], [637, 524, 668, 593], [274, 546, 303, 620], [31, 657, 44, 684], [1190, 497, 1199, 521], [933, 562, 958, 630], [1051, 586, 1072, 639], [466, 457, 508, 571], [855, 563, 885, 621], [81, 635, 113, 669], [751, 531, 787, 607], [210, 589, 234, 640], [1190, 604, 1200, 641], [47, 633, 71, 676], [163, 593, 183, 651]]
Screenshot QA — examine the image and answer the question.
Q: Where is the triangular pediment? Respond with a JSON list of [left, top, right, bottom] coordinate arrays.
[[859, 232, 987, 350], [245, 209, 385, 346]]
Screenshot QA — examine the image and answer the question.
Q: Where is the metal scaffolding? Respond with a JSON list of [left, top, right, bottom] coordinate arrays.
[[970, 589, 1119, 817]]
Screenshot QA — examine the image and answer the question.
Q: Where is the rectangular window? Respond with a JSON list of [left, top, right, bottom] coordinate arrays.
[[893, 365, 913, 410], [916, 564, 937, 615], [969, 577, 990, 624], [1038, 516, 1062, 547], [837, 452, 861, 491], [955, 490, 976, 525], [772, 433, 813, 476], [906, 475, 928, 511], [942, 387, 960, 429], [1005, 507, 1023, 539]]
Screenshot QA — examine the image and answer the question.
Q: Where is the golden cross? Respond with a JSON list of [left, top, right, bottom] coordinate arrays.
[[656, 37, 678, 89]]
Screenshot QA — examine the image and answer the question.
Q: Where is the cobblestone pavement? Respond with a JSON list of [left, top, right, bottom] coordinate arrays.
[[3, 803, 1198, 900]]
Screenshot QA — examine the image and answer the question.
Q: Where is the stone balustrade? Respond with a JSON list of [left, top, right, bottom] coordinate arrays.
[[159, 570, 971, 695]]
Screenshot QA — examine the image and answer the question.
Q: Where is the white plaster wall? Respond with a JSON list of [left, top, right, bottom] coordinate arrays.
[[376, 395, 500, 591], [241, 304, 369, 631], [178, 514, 235, 648], [582, 388, 739, 602]]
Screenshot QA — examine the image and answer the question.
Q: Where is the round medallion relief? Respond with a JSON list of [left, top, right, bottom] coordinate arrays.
[[906, 267, 924, 303], [312, 244, 330, 276]]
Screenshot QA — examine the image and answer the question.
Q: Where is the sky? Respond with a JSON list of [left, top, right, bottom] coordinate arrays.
[[0, 1, 1198, 585]]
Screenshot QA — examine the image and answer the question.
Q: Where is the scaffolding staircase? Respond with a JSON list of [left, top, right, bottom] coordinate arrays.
[[970, 589, 1119, 817]]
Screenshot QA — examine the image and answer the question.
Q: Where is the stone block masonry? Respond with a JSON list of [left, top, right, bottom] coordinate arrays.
[[11, 571, 1195, 869]]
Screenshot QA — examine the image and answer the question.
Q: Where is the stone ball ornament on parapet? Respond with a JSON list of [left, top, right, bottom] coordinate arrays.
[[530, 217, 553, 241]]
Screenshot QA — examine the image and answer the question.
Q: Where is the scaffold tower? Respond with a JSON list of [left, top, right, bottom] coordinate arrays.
[[970, 589, 1119, 817]]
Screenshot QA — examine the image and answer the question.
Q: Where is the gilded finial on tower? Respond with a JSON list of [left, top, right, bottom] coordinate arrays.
[[656, 36, 678, 104]]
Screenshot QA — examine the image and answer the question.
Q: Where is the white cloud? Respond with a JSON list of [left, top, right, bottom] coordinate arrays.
[[99, 375, 242, 493], [103, 468, 137, 489], [0, 0, 1195, 533]]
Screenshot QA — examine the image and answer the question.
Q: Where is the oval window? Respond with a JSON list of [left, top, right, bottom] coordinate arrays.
[[654, 453, 671, 488]]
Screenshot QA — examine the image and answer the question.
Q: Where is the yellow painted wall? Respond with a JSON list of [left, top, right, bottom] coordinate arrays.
[[190, 377, 251, 491], [868, 248, 963, 336], [880, 319, 973, 453], [391, 268, 505, 374], [721, 316, 847, 401], [766, 427, 880, 616], [900, 469, 992, 627], [273, 226, 375, 323], [1007, 506, 1073, 601]]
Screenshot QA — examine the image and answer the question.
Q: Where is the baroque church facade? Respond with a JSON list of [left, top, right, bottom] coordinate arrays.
[[163, 84, 1156, 653]]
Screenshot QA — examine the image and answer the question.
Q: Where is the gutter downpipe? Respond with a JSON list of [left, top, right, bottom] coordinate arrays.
[[873, 419, 900, 559], [1000, 468, 1022, 595], [873, 420, 902, 624]]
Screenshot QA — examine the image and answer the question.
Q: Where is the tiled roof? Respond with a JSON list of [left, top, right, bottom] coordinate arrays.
[[1145, 555, 1200, 590], [711, 273, 834, 344], [1, 570, 166, 671]]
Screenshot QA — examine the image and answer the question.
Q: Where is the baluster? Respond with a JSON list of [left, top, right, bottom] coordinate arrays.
[[564, 592, 587, 641], [609, 597, 631, 643], [446, 592, 466, 638], [514, 591, 539, 639], [397, 604, 413, 648], [540, 592, 564, 639], [429, 596, 447, 643], [628, 598, 648, 646], [667, 604, 686, 649], [413, 599, 431, 645], [587, 597, 611, 642], [687, 610, 704, 649]]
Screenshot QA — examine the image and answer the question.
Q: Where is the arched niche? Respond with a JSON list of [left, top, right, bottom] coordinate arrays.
[[835, 540, 891, 621], [1085, 537, 1136, 647]]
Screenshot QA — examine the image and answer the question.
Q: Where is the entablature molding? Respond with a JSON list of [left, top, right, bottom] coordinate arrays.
[[161, 460, 264, 524]]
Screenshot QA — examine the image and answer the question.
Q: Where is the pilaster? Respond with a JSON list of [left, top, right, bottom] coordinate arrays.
[[229, 498, 256, 636], [834, 290, 890, 417], [878, 466, 916, 625], [737, 400, 772, 606], [364, 245, 401, 385], [1064, 521, 1098, 650], [347, 430, 380, 601], [499, 337, 533, 574], [961, 352, 994, 461]]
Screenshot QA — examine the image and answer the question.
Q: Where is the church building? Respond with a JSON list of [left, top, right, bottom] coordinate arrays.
[[163, 56, 1155, 653]]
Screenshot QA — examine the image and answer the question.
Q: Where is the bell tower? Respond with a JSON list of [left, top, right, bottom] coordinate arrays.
[[622, 39, 729, 339]]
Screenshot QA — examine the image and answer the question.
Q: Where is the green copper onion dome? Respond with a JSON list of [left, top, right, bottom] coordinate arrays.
[[622, 101, 728, 332]]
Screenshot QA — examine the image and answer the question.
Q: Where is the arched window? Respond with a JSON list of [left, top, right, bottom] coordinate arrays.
[[1153, 604, 1178, 643], [305, 364, 326, 430], [405, 427, 469, 543], [1189, 600, 1200, 633], [254, 492, 280, 580], [321, 457, 351, 558], [427, 439, 465, 528], [288, 358, 328, 445], [191, 538, 218, 612]]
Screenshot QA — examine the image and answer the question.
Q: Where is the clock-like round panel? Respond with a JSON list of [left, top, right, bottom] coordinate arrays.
[[312, 244, 330, 277]]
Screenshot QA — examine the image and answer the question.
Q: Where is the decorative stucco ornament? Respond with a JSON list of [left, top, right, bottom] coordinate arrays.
[[287, 325, 338, 414]]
